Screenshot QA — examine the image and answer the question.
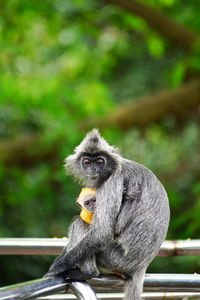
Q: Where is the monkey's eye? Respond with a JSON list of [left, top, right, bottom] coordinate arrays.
[[83, 158, 91, 165], [96, 158, 104, 164]]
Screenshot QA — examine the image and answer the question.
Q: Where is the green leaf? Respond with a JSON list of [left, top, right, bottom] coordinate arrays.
[[147, 34, 165, 58], [169, 62, 186, 87]]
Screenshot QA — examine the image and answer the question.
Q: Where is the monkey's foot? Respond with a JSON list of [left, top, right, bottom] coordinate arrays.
[[64, 268, 97, 281], [112, 270, 127, 280]]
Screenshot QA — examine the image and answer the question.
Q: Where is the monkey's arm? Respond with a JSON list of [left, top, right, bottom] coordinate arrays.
[[47, 173, 123, 277]]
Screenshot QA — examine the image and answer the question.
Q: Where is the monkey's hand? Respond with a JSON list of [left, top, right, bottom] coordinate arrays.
[[45, 253, 74, 278], [45, 256, 97, 281]]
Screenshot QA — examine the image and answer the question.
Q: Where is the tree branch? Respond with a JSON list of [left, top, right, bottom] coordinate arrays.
[[1, 80, 200, 166], [0, 134, 61, 167], [91, 79, 200, 130], [161, 153, 200, 186], [104, 0, 199, 50]]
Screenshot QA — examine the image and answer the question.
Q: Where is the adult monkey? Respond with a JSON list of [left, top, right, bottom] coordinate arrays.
[[46, 129, 170, 300]]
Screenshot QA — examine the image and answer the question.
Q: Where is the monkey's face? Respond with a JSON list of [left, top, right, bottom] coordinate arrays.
[[76, 197, 96, 212], [81, 155, 106, 179], [83, 197, 96, 212]]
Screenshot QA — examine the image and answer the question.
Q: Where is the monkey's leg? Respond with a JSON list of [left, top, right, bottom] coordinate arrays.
[[97, 245, 146, 300], [62, 256, 99, 281], [78, 255, 99, 278], [65, 254, 99, 281]]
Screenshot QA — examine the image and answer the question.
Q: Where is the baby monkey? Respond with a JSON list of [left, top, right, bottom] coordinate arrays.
[[76, 188, 96, 224]]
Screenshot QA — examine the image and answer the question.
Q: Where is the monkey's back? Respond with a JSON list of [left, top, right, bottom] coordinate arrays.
[[111, 159, 170, 273]]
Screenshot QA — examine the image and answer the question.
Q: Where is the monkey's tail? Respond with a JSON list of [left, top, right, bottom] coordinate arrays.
[[124, 269, 145, 300]]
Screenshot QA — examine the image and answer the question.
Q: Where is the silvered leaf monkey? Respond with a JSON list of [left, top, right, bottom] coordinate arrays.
[[46, 129, 170, 300]]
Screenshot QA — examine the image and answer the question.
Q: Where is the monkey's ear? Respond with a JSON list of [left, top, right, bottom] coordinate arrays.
[[63, 153, 82, 181]]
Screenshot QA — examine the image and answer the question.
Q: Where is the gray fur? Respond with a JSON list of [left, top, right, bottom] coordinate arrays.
[[46, 129, 170, 300]]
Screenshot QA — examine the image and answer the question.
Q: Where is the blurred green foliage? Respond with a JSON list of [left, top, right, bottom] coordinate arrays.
[[0, 0, 200, 285]]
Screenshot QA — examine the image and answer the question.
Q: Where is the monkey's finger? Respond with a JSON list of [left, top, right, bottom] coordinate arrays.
[[65, 268, 93, 281], [45, 265, 68, 278], [45, 257, 75, 278]]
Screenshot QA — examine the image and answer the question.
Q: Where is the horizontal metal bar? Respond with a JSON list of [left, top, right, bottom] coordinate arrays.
[[144, 273, 200, 292], [0, 277, 97, 300], [38, 292, 200, 299], [143, 292, 200, 299], [89, 273, 200, 293], [1, 274, 200, 299], [158, 240, 200, 256], [0, 238, 200, 256], [0, 238, 68, 255], [0, 277, 67, 300]]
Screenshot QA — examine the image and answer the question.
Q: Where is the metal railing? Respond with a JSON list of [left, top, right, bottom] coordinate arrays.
[[0, 277, 97, 300], [1, 239, 200, 299], [0, 238, 200, 256], [1, 273, 200, 299]]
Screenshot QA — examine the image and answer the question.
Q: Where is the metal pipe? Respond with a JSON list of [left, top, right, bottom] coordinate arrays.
[[69, 281, 97, 300], [0, 277, 97, 300], [38, 292, 200, 299], [0, 238, 68, 255], [0, 277, 66, 300], [1, 238, 200, 256], [1, 274, 200, 299], [144, 273, 200, 292], [88, 273, 200, 293]]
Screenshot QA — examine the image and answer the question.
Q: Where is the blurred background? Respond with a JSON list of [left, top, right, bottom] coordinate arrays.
[[0, 0, 200, 286]]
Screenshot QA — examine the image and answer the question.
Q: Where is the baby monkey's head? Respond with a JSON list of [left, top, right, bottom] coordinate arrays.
[[76, 188, 96, 212]]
